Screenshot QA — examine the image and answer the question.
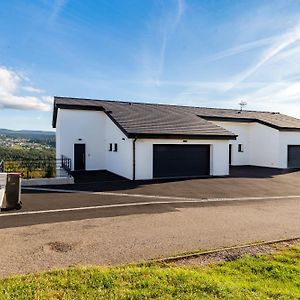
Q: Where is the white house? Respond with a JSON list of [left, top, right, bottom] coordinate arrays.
[[53, 97, 300, 180]]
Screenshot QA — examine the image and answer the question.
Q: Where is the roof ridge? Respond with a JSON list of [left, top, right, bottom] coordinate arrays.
[[54, 96, 281, 115]]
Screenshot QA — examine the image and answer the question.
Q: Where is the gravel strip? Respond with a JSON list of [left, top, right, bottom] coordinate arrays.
[[173, 238, 300, 266]]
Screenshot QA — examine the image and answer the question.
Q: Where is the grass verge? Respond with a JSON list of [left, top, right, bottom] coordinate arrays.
[[0, 246, 300, 299]]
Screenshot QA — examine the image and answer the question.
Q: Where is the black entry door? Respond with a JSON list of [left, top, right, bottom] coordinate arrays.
[[288, 145, 300, 168], [229, 144, 232, 165], [153, 145, 210, 178], [74, 144, 86, 171]]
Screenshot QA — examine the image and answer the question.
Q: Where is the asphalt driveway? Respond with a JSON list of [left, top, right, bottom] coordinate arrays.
[[1, 166, 300, 228]]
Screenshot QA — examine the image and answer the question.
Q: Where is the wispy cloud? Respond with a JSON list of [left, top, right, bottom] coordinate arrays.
[[157, 0, 185, 83], [174, 0, 185, 28], [228, 80, 300, 117], [21, 86, 44, 93], [158, 18, 300, 117], [141, 0, 185, 85], [49, 0, 69, 23], [0, 67, 51, 111], [202, 36, 276, 63], [230, 22, 300, 89]]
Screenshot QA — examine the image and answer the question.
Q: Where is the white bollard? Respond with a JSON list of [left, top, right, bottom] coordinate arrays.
[[0, 173, 7, 209]]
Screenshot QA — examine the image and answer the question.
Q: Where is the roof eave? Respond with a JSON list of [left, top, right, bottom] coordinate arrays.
[[199, 115, 282, 131], [279, 127, 300, 132], [127, 133, 237, 140], [200, 115, 300, 131]]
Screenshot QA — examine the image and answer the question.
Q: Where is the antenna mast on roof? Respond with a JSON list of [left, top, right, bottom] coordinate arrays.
[[239, 100, 247, 112]]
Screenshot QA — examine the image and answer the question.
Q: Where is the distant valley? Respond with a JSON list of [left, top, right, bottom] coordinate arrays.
[[0, 129, 55, 160]]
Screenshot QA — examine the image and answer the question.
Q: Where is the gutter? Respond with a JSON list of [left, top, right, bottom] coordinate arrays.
[[132, 138, 137, 180], [128, 133, 237, 140]]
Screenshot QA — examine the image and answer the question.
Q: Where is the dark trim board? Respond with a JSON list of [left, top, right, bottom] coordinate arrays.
[[127, 133, 237, 140]]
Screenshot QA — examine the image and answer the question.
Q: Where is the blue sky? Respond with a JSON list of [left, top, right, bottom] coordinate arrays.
[[1, 0, 300, 131]]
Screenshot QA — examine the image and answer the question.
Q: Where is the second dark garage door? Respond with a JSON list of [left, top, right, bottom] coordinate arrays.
[[288, 145, 300, 168], [153, 144, 210, 178]]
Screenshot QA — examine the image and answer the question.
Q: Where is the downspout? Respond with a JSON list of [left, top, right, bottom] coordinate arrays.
[[132, 138, 137, 180]]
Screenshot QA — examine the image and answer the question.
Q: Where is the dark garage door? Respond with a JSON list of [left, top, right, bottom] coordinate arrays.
[[288, 145, 300, 168], [153, 144, 210, 178]]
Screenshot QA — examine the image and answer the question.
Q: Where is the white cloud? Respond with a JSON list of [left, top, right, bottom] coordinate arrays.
[[0, 67, 51, 111]]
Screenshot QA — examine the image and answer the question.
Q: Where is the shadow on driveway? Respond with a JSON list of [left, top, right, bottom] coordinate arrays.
[[24, 166, 300, 194]]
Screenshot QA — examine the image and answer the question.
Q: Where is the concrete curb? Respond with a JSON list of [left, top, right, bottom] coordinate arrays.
[[21, 177, 74, 186]]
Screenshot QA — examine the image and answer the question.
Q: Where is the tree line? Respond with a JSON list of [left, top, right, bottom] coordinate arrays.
[[0, 147, 55, 161]]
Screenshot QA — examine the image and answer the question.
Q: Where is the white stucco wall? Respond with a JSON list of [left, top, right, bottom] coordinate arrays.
[[249, 123, 280, 168], [104, 116, 133, 179], [56, 109, 134, 179], [213, 121, 282, 168], [135, 139, 230, 180], [213, 122, 250, 165], [56, 109, 106, 171], [279, 132, 300, 168]]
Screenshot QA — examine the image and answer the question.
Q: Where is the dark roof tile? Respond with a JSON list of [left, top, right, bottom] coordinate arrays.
[[53, 97, 300, 138]]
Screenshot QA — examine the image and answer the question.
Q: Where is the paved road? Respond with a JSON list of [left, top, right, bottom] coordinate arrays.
[[0, 196, 300, 277], [0, 170, 300, 277]]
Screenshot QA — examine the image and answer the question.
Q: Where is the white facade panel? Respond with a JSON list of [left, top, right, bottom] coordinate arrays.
[[135, 139, 229, 180], [249, 123, 280, 168], [213, 122, 250, 166], [279, 132, 300, 168], [213, 121, 281, 168], [56, 109, 106, 171], [104, 117, 133, 179], [56, 109, 133, 178]]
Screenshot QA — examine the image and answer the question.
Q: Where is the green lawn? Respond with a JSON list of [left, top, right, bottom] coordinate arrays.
[[0, 246, 300, 300]]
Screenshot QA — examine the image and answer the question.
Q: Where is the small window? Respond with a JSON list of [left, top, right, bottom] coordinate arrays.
[[114, 143, 118, 152], [238, 144, 244, 152], [109, 143, 113, 151]]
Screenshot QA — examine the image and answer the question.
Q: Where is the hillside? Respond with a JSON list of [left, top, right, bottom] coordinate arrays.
[[0, 129, 55, 147], [0, 129, 55, 148], [0, 129, 55, 161]]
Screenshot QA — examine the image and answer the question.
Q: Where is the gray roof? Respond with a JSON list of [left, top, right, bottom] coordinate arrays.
[[195, 107, 300, 130], [53, 97, 300, 139]]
